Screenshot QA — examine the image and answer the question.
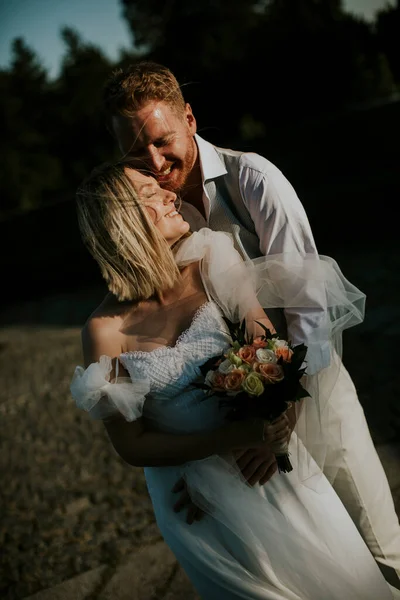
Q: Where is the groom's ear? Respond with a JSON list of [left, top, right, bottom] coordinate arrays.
[[185, 103, 197, 135]]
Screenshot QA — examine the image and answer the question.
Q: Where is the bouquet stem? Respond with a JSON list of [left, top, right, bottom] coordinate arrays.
[[271, 437, 293, 473], [275, 453, 293, 473]]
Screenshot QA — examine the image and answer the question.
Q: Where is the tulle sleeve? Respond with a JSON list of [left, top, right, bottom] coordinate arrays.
[[175, 228, 261, 323], [175, 228, 367, 489], [175, 228, 365, 373], [70, 355, 150, 422]]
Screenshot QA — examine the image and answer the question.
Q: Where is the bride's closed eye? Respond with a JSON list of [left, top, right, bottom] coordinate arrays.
[[142, 198, 169, 223]]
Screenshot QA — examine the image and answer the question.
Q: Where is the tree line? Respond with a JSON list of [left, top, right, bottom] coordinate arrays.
[[0, 0, 399, 219]]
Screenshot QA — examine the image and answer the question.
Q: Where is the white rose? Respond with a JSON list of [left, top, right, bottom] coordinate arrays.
[[218, 358, 235, 374], [271, 339, 289, 350], [255, 348, 277, 364]]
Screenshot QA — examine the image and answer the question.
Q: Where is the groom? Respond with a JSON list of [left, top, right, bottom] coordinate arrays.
[[101, 60, 400, 587]]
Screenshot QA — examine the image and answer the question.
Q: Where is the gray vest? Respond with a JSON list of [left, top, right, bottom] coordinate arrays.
[[205, 146, 262, 261]]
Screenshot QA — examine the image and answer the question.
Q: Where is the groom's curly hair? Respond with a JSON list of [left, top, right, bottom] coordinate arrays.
[[102, 61, 186, 130]]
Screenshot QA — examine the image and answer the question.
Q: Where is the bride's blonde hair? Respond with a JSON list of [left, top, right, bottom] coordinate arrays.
[[76, 161, 186, 302]]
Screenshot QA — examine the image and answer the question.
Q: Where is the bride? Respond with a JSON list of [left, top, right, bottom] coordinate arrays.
[[70, 160, 394, 599]]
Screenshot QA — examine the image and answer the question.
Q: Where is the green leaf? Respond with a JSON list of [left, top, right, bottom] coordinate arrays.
[[254, 320, 274, 339], [198, 354, 223, 376], [296, 386, 312, 399]]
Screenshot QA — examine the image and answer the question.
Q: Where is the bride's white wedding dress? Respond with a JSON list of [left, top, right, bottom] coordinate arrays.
[[71, 230, 393, 600]]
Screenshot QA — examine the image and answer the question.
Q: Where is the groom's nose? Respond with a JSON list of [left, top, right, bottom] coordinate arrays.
[[145, 144, 165, 171]]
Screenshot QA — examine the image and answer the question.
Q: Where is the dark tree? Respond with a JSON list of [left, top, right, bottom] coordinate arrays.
[[0, 39, 60, 215], [376, 0, 400, 83], [120, 0, 396, 145], [0, 1, 397, 218], [49, 27, 119, 188]]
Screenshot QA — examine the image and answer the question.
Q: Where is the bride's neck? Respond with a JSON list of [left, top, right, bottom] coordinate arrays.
[[154, 263, 201, 307]]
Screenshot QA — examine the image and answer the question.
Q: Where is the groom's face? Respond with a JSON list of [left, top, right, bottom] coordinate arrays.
[[111, 100, 198, 194]]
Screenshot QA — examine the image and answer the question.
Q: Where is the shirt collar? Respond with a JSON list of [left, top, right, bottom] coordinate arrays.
[[195, 133, 227, 183]]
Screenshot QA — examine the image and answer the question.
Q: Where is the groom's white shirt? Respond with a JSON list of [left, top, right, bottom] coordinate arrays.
[[181, 133, 331, 374], [185, 134, 317, 256]]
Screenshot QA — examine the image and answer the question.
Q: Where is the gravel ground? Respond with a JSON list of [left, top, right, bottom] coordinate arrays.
[[1, 250, 399, 599], [0, 327, 161, 600]]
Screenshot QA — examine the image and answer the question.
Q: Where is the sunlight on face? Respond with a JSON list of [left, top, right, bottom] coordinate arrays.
[[124, 167, 190, 245], [113, 101, 197, 195]]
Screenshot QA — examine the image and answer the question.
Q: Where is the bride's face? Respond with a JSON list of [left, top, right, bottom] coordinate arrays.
[[125, 167, 190, 246]]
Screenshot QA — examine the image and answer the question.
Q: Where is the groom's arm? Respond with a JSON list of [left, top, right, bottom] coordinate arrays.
[[215, 156, 323, 487], [240, 155, 331, 374]]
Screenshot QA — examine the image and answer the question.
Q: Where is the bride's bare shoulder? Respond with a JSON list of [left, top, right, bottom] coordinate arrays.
[[81, 293, 138, 358], [87, 292, 131, 317]]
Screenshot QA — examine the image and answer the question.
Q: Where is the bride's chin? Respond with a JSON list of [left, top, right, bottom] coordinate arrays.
[[177, 220, 190, 236], [170, 226, 191, 248]]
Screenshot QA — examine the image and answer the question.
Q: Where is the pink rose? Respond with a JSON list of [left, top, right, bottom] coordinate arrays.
[[205, 370, 226, 390], [257, 362, 284, 383], [237, 345, 257, 365], [252, 336, 267, 349], [224, 369, 247, 391], [213, 372, 227, 389], [275, 346, 293, 362]]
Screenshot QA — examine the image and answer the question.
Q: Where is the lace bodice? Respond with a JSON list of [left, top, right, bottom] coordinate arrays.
[[117, 301, 231, 434], [119, 301, 230, 399], [70, 300, 231, 430]]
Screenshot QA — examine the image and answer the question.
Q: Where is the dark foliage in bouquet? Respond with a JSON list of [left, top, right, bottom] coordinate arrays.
[[197, 317, 311, 472]]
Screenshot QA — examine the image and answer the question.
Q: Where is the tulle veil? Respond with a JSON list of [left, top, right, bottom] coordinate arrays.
[[174, 228, 366, 491]]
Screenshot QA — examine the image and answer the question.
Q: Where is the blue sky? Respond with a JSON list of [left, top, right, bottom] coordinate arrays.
[[0, 0, 133, 78], [0, 0, 395, 79]]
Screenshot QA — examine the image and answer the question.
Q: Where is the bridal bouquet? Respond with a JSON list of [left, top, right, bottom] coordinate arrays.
[[197, 318, 310, 473]]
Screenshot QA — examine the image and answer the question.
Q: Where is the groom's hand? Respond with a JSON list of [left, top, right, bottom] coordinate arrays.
[[172, 477, 205, 524], [234, 445, 278, 486], [235, 412, 293, 486]]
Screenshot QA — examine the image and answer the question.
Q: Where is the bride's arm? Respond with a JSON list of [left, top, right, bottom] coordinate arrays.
[[81, 312, 288, 469], [104, 414, 271, 468]]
